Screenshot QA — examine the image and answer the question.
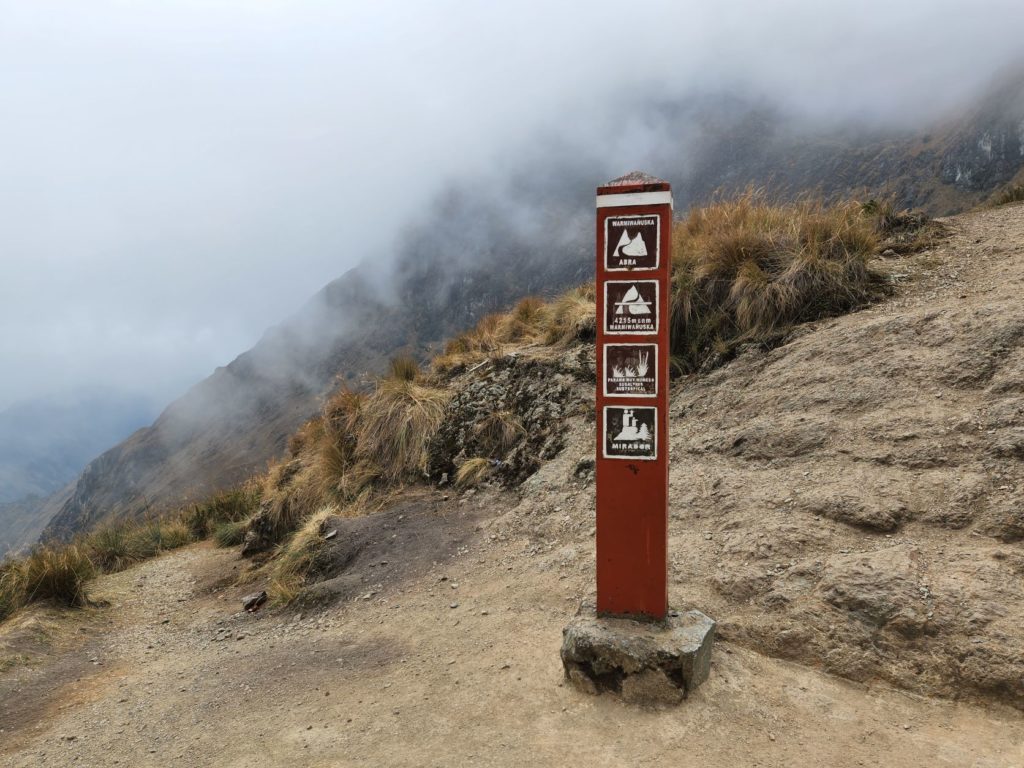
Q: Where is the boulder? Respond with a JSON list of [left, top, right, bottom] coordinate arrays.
[[561, 604, 715, 707]]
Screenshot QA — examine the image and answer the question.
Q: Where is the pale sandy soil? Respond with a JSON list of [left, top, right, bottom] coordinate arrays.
[[1, 526, 1022, 768]]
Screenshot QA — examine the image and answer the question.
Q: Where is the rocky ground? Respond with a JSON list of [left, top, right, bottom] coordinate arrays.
[[3, 203, 1024, 766]]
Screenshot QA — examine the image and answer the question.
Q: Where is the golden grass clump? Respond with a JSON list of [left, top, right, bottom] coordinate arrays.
[[433, 313, 506, 373], [455, 457, 493, 489], [0, 561, 26, 621], [388, 355, 421, 382], [19, 545, 95, 608], [317, 387, 366, 485], [670, 192, 880, 372], [355, 377, 449, 484], [472, 411, 525, 459], [267, 503, 359, 605], [499, 296, 548, 342], [543, 283, 596, 345]]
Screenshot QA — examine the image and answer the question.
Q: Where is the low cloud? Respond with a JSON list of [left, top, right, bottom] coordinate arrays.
[[1, 0, 1021, 410]]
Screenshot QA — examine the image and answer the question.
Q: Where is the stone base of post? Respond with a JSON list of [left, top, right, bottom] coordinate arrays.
[[560, 602, 715, 707]]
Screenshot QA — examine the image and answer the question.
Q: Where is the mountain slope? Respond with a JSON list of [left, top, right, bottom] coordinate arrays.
[[5, 204, 1024, 765], [0, 391, 155, 504], [0, 392, 154, 554], [41, 75, 1024, 543]]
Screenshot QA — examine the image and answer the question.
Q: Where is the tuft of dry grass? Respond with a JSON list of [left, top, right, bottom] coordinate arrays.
[[0, 561, 26, 622], [991, 184, 1024, 207], [213, 520, 249, 548], [267, 504, 345, 605], [499, 297, 548, 342], [472, 411, 526, 459], [19, 545, 95, 608], [183, 484, 261, 540], [455, 457, 493, 489], [434, 286, 596, 373], [543, 283, 596, 346], [388, 355, 421, 382], [670, 192, 881, 372], [433, 314, 505, 373], [355, 378, 449, 484], [313, 387, 367, 497]]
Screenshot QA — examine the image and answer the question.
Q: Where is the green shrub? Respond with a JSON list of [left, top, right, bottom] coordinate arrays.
[[85, 525, 142, 573], [184, 485, 261, 539], [213, 520, 249, 548]]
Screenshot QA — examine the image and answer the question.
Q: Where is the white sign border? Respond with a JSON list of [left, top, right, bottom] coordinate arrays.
[[603, 279, 660, 336], [603, 214, 660, 272], [602, 343, 658, 399], [602, 405, 659, 461]]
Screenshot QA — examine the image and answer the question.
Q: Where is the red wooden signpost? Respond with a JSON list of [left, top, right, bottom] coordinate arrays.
[[595, 172, 672, 620]]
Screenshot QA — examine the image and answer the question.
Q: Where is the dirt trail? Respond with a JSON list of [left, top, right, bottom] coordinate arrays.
[[4, 204, 1024, 767], [1, 521, 1022, 767]]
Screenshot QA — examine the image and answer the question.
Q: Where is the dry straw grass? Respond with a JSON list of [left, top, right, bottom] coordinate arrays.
[[472, 410, 526, 459], [433, 289, 594, 373], [991, 183, 1024, 207], [248, 358, 447, 552], [355, 376, 449, 484], [543, 283, 596, 346], [267, 504, 339, 604], [3, 545, 96, 616], [455, 457, 493, 489], [670, 191, 881, 371]]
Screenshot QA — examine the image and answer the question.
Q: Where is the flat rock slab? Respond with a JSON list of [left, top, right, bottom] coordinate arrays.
[[561, 604, 715, 707]]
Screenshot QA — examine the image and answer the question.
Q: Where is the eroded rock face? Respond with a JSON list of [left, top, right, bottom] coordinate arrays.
[[662, 207, 1024, 710], [427, 353, 589, 485], [817, 548, 932, 638]]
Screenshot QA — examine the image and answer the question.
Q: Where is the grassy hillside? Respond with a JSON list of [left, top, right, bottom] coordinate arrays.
[[2, 194, 933, 621]]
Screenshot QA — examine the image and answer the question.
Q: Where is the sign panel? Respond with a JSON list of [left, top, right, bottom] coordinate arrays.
[[603, 343, 657, 397], [603, 280, 658, 335], [603, 406, 658, 460], [604, 214, 659, 271]]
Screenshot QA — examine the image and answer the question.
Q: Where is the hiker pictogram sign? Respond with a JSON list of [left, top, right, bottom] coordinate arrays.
[[605, 214, 660, 271], [594, 171, 672, 620]]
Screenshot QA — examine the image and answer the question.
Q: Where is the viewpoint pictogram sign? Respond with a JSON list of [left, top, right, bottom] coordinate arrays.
[[595, 172, 672, 620]]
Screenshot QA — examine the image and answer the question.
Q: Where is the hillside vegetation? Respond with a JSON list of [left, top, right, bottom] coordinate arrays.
[[1, 194, 930, 621], [32, 72, 1024, 553], [12, 201, 1024, 768]]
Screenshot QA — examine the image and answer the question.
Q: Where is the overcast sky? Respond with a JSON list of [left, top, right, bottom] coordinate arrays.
[[1, 0, 1022, 412]]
